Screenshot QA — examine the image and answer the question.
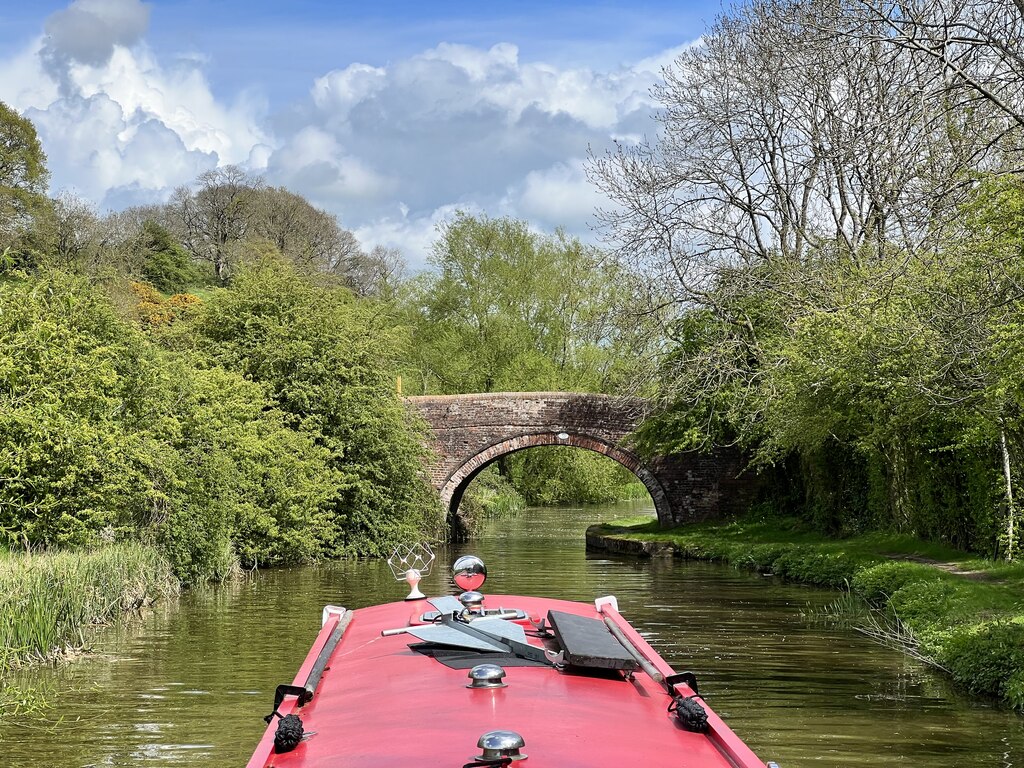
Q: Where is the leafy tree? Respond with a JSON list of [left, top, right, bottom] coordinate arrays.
[[170, 166, 263, 283], [403, 212, 657, 395], [0, 270, 163, 546], [0, 101, 50, 266], [184, 255, 440, 554], [136, 220, 204, 293], [589, 0, 1024, 557], [0, 267, 367, 582], [154, 363, 342, 582]]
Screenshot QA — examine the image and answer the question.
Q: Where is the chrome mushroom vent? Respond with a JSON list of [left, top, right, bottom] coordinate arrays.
[[467, 663, 507, 689], [459, 590, 485, 612], [474, 730, 526, 762]]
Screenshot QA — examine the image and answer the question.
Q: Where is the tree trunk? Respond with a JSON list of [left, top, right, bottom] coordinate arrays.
[[1001, 427, 1016, 561]]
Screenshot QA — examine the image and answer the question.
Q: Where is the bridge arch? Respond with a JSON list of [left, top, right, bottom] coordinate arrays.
[[440, 432, 671, 528], [406, 392, 756, 535]]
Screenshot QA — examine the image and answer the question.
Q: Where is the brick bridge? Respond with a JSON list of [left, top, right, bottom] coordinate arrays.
[[405, 392, 754, 532]]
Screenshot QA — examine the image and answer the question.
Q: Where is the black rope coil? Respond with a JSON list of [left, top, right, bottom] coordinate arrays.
[[270, 712, 305, 753], [669, 694, 709, 733]]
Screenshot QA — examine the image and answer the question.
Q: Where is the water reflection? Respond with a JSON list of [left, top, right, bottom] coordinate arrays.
[[0, 500, 1021, 767]]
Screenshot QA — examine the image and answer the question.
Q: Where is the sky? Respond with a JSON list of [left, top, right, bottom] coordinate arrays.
[[0, 0, 719, 268]]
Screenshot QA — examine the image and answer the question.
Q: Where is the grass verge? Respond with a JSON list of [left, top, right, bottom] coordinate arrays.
[[0, 543, 180, 673], [590, 515, 1024, 709]]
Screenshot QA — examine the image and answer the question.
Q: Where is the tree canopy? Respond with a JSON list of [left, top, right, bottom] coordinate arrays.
[[0, 100, 50, 264], [594, 0, 1024, 557]]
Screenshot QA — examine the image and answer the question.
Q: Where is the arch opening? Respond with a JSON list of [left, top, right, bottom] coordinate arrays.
[[440, 432, 670, 537]]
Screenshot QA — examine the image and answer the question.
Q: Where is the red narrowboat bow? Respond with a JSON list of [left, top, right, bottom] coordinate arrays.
[[248, 553, 779, 768]]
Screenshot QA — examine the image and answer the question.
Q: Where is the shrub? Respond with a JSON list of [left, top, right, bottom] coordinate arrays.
[[887, 579, 966, 626], [770, 550, 858, 588], [937, 621, 1024, 701], [0, 271, 165, 546], [852, 561, 941, 604], [183, 256, 441, 556]]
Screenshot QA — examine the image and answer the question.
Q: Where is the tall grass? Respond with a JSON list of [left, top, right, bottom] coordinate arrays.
[[0, 544, 179, 671]]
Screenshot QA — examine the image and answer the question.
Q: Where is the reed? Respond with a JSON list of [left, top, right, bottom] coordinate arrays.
[[0, 544, 179, 671]]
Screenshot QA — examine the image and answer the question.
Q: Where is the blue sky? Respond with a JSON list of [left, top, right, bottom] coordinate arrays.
[[0, 0, 720, 267]]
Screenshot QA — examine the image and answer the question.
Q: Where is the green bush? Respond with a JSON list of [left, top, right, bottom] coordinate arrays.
[[0, 270, 165, 546], [135, 221, 206, 293], [886, 579, 967, 625], [851, 561, 942, 604], [937, 621, 1024, 702], [0, 262, 441, 583], [507, 447, 642, 506], [183, 256, 441, 556], [770, 550, 858, 588], [153, 364, 343, 582]]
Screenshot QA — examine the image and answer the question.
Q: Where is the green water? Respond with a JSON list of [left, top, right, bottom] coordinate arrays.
[[2, 500, 1021, 766]]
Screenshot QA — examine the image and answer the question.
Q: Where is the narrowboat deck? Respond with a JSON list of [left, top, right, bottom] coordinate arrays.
[[247, 589, 770, 767]]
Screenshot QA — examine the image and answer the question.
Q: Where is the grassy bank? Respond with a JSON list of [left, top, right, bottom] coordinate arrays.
[[591, 515, 1024, 709], [0, 543, 179, 673]]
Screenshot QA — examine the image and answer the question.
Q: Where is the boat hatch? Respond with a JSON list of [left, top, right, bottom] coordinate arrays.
[[546, 609, 639, 671], [426, 595, 464, 614]]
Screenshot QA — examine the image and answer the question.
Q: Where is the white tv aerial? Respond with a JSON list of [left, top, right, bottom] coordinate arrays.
[[387, 542, 436, 600]]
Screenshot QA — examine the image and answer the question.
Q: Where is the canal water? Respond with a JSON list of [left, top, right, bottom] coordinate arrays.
[[2, 500, 1022, 766]]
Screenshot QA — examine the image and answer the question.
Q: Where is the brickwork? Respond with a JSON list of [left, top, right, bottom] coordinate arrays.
[[405, 392, 758, 530]]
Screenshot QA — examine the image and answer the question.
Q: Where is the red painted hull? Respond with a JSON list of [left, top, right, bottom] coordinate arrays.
[[247, 595, 769, 768]]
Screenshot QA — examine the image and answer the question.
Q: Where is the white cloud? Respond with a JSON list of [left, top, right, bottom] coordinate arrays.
[[1, 0, 268, 208], [267, 126, 396, 203], [269, 40, 672, 265], [353, 203, 471, 267], [26, 92, 215, 204], [1, 0, 689, 266], [501, 159, 605, 230], [0, 41, 59, 110], [68, 47, 266, 164]]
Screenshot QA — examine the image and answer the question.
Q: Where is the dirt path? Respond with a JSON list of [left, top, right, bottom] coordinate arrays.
[[883, 553, 997, 581]]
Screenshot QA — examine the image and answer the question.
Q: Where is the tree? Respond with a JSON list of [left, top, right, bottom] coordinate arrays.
[[171, 166, 262, 282], [187, 256, 440, 554], [0, 101, 50, 264], [251, 186, 360, 273], [590, 0, 1016, 313], [845, 0, 1024, 128], [340, 243, 407, 298], [40, 191, 100, 269], [135, 220, 204, 293], [404, 212, 656, 395], [589, 0, 1024, 554]]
